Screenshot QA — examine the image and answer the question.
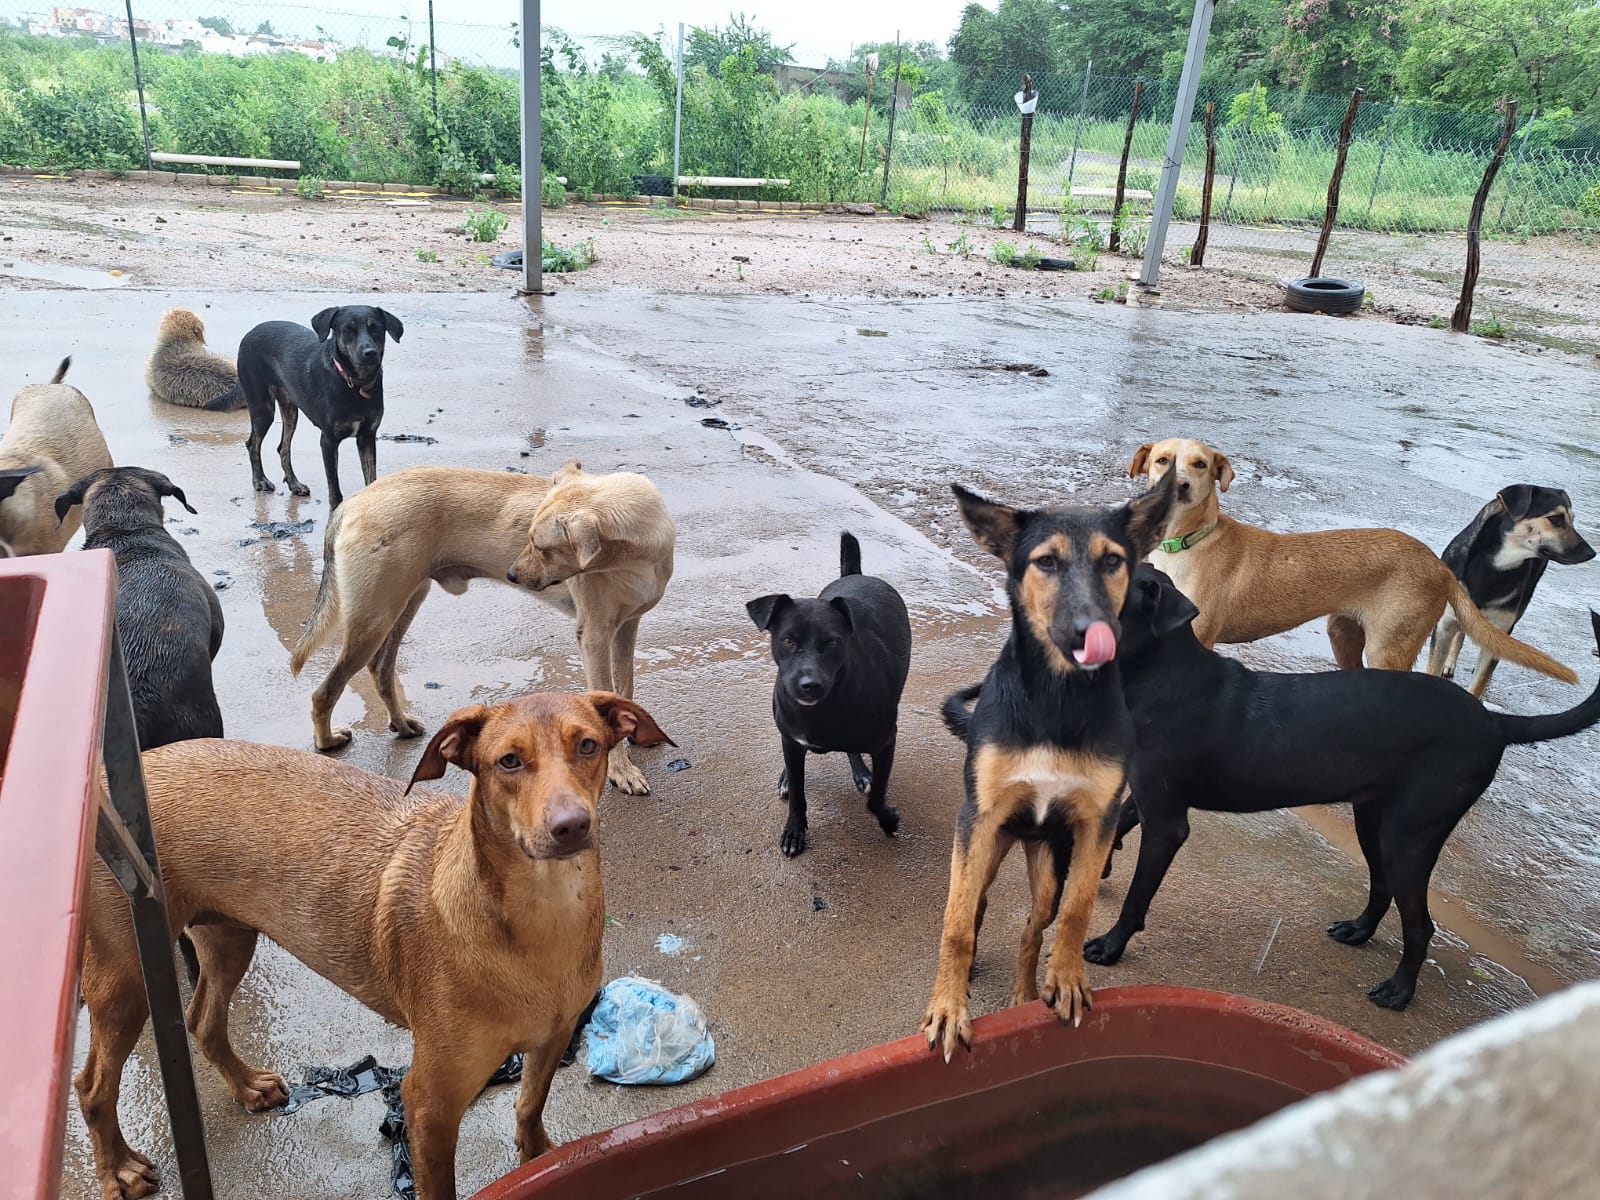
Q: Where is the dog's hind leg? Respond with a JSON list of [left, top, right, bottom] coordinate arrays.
[[76, 942, 160, 1198], [310, 615, 399, 751], [923, 812, 1015, 1060], [864, 739, 900, 835], [1014, 840, 1064, 1005], [185, 923, 287, 1110], [1427, 609, 1465, 678], [1366, 625, 1430, 672], [1467, 650, 1502, 698], [1327, 614, 1367, 670], [246, 396, 276, 494], [276, 400, 311, 496], [369, 583, 430, 738], [1327, 800, 1391, 946], [1368, 827, 1449, 1010]]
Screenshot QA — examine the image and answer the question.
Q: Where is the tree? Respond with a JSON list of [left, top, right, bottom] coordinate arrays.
[[1056, 0, 1188, 78], [685, 12, 794, 76], [255, 20, 274, 37], [1277, 0, 1408, 96], [947, 0, 1071, 93], [197, 17, 233, 37], [1399, 0, 1600, 113]]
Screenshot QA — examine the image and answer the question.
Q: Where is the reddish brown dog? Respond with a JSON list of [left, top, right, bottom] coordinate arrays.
[[74, 691, 672, 1200]]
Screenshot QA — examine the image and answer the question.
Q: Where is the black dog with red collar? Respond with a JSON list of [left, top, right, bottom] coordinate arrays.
[[209, 304, 403, 509]]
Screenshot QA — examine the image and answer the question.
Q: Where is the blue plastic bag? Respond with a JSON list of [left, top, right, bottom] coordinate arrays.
[[584, 976, 715, 1085]]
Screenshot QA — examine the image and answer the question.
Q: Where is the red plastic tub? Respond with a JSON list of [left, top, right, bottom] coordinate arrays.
[[477, 985, 1403, 1200]]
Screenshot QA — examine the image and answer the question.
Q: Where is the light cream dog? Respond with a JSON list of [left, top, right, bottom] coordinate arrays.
[[0, 358, 113, 556], [291, 461, 676, 793], [1129, 437, 1576, 682]]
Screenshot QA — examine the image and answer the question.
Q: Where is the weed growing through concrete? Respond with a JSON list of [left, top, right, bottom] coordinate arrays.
[[296, 176, 324, 200], [414, 248, 439, 263], [464, 208, 509, 243]]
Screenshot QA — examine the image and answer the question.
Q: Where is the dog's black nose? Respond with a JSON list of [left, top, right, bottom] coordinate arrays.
[[360, 346, 380, 363], [796, 675, 822, 699], [506, 568, 520, 584], [547, 805, 592, 851]]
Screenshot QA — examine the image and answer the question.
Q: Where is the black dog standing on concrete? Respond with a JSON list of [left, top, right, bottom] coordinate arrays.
[[56, 467, 225, 748], [207, 305, 403, 509], [747, 532, 912, 856], [1076, 564, 1600, 1011], [1429, 485, 1595, 695]]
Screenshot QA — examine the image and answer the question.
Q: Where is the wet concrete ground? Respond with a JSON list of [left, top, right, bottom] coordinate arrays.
[[5, 289, 1595, 1198]]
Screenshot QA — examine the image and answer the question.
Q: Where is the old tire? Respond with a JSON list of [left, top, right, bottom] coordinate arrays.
[[1283, 277, 1364, 315]]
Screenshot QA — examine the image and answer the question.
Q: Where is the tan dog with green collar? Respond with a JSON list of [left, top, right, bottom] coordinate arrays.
[[1129, 437, 1576, 683]]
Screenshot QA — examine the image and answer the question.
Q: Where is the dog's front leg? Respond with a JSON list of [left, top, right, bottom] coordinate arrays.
[[356, 426, 378, 487], [513, 1037, 569, 1162], [319, 430, 345, 509], [780, 735, 809, 856], [923, 808, 1012, 1061], [579, 616, 650, 795], [404, 1041, 504, 1200], [1085, 805, 1189, 966], [1042, 796, 1120, 1027]]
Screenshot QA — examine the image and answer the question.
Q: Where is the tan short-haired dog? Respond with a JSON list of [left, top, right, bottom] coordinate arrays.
[[1, 357, 113, 556], [292, 461, 676, 793], [75, 692, 672, 1200], [145, 308, 238, 409], [1129, 437, 1576, 682]]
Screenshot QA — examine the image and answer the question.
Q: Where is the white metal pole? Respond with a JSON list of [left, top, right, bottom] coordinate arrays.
[[520, 0, 542, 295], [673, 22, 685, 199], [1139, 0, 1216, 290]]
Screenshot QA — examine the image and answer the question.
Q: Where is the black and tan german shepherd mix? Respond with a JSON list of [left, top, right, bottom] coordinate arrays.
[[923, 471, 1176, 1060]]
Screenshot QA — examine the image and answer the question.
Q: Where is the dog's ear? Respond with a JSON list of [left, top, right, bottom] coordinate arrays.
[[52, 471, 93, 524], [1141, 572, 1201, 636], [586, 691, 676, 749], [406, 704, 491, 792], [564, 513, 602, 569], [829, 595, 855, 633], [553, 460, 584, 485], [1496, 484, 1537, 520], [1128, 443, 1154, 478], [1122, 468, 1178, 558], [1213, 452, 1235, 492], [953, 483, 1029, 560], [378, 308, 404, 343], [2, 465, 42, 506], [311, 307, 341, 341], [746, 593, 793, 632], [137, 468, 199, 515]]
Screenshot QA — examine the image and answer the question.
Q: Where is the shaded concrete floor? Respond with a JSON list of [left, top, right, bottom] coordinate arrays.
[[3, 289, 1593, 1199]]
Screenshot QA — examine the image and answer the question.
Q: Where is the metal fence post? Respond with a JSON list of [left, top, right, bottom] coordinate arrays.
[[1140, 0, 1217, 289], [519, 0, 541, 296], [427, 0, 439, 122], [123, 0, 153, 171], [1064, 60, 1092, 197], [879, 33, 902, 207], [672, 22, 684, 199], [1365, 99, 1399, 216], [1222, 80, 1257, 219], [1496, 107, 1538, 228]]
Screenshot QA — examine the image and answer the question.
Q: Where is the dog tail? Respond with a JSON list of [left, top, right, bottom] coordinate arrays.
[[203, 383, 246, 412], [839, 531, 862, 578], [290, 506, 345, 676], [1445, 576, 1578, 685], [1495, 612, 1600, 745], [50, 356, 70, 384], [941, 681, 983, 740]]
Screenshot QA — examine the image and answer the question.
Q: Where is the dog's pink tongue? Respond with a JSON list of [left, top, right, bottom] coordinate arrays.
[[1074, 621, 1117, 666]]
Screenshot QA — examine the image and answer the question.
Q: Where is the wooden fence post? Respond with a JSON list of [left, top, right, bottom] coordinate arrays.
[[1308, 87, 1364, 278], [1191, 100, 1216, 267], [1453, 98, 1520, 333], [1013, 73, 1035, 233], [1109, 80, 1144, 251]]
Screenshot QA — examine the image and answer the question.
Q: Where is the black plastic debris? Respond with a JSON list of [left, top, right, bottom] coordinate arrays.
[[166, 434, 189, 445], [666, 757, 692, 772], [280, 990, 602, 1199], [699, 417, 732, 430], [250, 518, 315, 539], [382, 433, 438, 444], [812, 895, 828, 912], [683, 395, 720, 409], [423, 681, 441, 690]]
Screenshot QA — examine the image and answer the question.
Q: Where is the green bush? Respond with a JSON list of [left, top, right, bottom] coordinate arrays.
[[0, 79, 142, 168], [1579, 183, 1600, 220]]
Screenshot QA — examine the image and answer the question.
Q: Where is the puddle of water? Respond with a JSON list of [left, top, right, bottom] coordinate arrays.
[[1294, 804, 1564, 997], [0, 258, 130, 289]]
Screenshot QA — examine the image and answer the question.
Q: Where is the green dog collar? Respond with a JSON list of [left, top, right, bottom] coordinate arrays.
[[1159, 521, 1217, 554]]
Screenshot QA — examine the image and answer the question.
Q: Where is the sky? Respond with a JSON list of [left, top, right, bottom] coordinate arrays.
[[134, 1, 983, 68]]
